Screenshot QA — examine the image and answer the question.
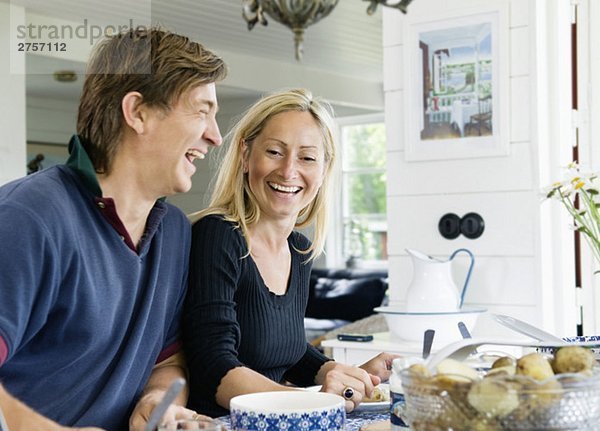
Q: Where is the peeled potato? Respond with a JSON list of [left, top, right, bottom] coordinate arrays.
[[516, 352, 554, 381], [363, 385, 390, 402], [486, 365, 516, 378], [465, 417, 503, 431], [516, 379, 563, 415], [551, 346, 595, 374], [467, 378, 519, 417], [430, 374, 472, 393], [407, 363, 432, 378], [403, 345, 597, 430], [436, 358, 480, 382], [491, 356, 516, 369]]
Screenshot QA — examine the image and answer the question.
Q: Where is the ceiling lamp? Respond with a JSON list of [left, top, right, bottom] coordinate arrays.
[[364, 0, 414, 15], [242, 0, 414, 61], [53, 70, 78, 83]]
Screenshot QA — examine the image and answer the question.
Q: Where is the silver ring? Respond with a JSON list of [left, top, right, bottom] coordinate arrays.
[[342, 386, 354, 400]]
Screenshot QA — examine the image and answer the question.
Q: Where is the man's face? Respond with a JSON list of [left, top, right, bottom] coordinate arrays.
[[141, 83, 222, 196]]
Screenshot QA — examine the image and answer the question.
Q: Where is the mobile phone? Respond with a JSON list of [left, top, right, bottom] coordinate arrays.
[[337, 333, 374, 342]]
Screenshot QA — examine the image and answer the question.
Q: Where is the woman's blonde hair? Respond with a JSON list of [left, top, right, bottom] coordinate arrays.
[[191, 88, 337, 261]]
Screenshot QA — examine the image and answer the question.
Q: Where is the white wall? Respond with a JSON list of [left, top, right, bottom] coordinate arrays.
[[382, 0, 583, 337], [577, 0, 600, 333], [27, 97, 77, 144], [0, 3, 27, 185]]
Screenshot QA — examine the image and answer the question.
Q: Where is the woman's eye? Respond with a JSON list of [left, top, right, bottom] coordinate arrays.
[[267, 149, 282, 156]]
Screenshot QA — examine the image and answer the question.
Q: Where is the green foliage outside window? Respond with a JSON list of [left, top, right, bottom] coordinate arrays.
[[341, 121, 387, 264]]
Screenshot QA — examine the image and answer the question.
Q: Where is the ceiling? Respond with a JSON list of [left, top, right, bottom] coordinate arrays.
[[10, 0, 388, 115]]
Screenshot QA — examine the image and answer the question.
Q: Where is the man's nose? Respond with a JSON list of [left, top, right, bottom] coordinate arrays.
[[204, 117, 222, 147]]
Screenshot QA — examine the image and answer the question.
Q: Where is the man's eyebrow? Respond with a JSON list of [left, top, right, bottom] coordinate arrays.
[[189, 98, 219, 113], [201, 99, 219, 113]]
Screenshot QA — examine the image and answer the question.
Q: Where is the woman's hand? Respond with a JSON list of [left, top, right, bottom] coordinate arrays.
[[359, 352, 401, 382], [315, 361, 379, 412]]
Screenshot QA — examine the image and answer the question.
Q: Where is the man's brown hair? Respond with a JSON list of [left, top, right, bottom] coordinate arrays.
[[77, 27, 227, 173]]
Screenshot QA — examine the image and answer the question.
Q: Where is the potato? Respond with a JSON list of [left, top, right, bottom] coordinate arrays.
[[465, 417, 503, 431], [436, 358, 480, 382], [551, 346, 595, 374], [404, 346, 598, 430], [467, 377, 520, 417], [485, 365, 516, 378], [491, 356, 516, 369], [429, 374, 472, 393], [512, 379, 563, 418], [363, 385, 390, 402], [410, 420, 441, 431], [407, 363, 431, 378], [516, 352, 554, 381]]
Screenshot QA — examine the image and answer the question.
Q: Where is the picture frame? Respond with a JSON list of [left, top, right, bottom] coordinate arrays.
[[403, 4, 509, 161]]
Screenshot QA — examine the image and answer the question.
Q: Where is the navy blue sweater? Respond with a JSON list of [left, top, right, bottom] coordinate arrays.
[[184, 215, 330, 417], [0, 136, 189, 430]]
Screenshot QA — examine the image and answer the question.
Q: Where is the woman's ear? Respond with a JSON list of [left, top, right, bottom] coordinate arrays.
[[121, 92, 145, 134]]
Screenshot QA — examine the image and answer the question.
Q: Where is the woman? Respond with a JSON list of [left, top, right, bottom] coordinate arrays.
[[183, 88, 397, 417]]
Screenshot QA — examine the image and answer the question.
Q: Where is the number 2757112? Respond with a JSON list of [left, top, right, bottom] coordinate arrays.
[[17, 42, 66, 52]]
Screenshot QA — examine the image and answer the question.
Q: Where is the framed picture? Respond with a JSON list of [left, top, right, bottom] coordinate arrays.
[[403, 4, 509, 161]]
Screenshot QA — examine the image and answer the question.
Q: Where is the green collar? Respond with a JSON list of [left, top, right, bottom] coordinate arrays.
[[65, 135, 167, 203], [66, 135, 102, 197]]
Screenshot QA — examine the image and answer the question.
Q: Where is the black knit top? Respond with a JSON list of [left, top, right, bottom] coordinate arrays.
[[183, 215, 331, 417]]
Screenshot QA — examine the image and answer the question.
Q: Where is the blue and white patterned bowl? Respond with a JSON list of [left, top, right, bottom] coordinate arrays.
[[537, 335, 600, 358], [230, 391, 345, 431]]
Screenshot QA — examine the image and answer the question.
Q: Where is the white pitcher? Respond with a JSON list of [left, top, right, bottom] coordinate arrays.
[[404, 248, 474, 312]]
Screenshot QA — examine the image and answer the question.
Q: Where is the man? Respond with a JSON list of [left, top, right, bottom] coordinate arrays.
[[0, 27, 227, 430]]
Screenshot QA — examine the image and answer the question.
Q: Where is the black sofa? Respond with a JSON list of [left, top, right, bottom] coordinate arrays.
[[304, 268, 388, 342]]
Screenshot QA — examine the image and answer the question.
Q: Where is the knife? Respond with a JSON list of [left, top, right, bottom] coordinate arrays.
[[0, 405, 9, 431], [457, 321, 472, 339], [422, 329, 435, 359], [144, 377, 186, 431]]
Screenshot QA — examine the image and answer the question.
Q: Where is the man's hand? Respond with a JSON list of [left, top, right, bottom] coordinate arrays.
[[129, 352, 203, 431], [128, 390, 201, 431], [359, 352, 401, 381]]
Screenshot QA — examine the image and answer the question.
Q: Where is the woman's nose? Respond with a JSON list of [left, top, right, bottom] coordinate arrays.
[[279, 156, 298, 179]]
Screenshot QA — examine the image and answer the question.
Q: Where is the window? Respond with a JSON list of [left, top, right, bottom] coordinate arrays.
[[328, 114, 387, 268]]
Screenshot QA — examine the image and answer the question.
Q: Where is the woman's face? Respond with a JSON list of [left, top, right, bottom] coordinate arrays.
[[243, 110, 326, 223]]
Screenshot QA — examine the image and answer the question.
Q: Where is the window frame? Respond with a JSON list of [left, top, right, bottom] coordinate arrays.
[[326, 113, 388, 270]]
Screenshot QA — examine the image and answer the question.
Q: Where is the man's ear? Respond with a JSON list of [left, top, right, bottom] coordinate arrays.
[[121, 92, 146, 134]]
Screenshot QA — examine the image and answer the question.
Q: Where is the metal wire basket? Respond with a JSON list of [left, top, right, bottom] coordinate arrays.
[[400, 368, 600, 430]]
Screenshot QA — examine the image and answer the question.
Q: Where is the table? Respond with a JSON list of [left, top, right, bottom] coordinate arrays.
[[321, 331, 526, 366], [450, 100, 479, 137], [217, 410, 392, 431], [321, 332, 430, 365]]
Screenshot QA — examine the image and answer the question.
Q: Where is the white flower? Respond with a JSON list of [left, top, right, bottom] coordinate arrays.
[[546, 163, 600, 272]]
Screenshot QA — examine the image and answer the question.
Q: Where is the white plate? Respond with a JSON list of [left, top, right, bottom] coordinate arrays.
[[305, 383, 390, 412]]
